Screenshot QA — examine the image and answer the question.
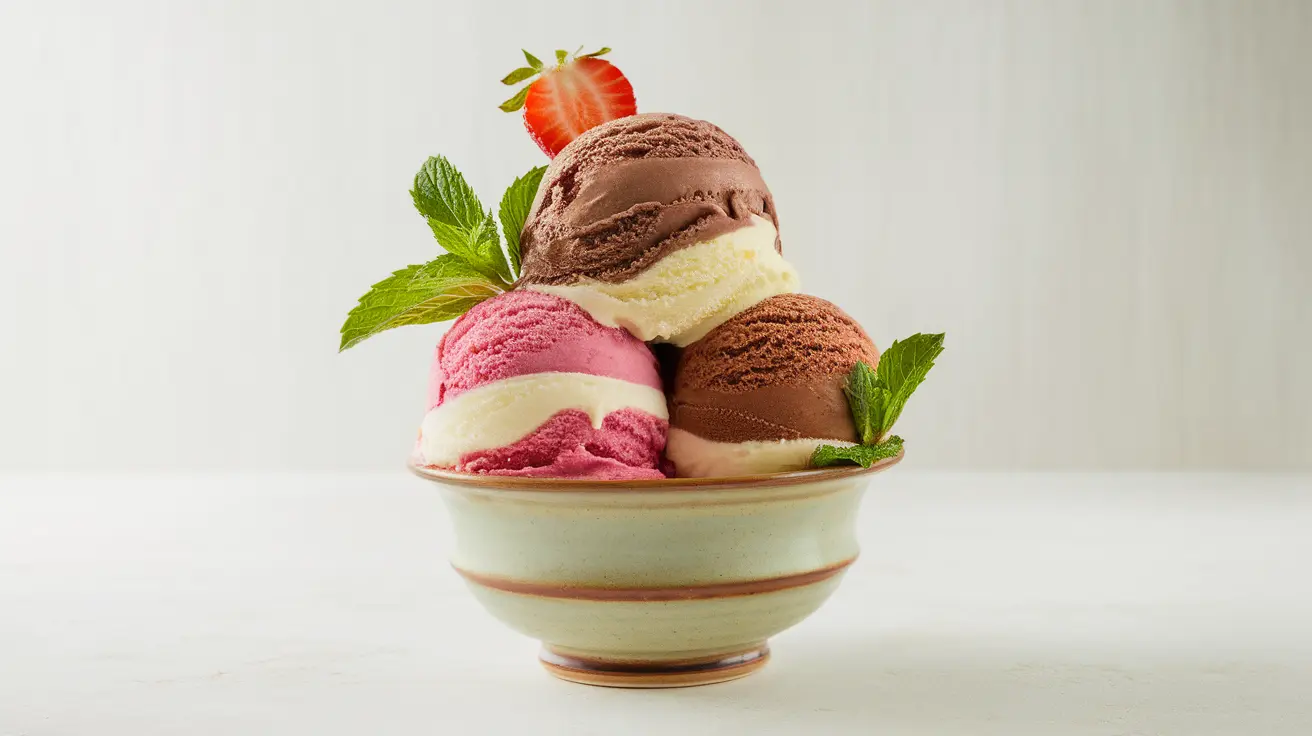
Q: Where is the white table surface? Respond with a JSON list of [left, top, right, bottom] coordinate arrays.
[[2, 472, 1309, 735]]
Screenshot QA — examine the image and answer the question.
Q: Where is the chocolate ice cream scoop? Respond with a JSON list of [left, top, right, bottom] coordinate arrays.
[[520, 113, 780, 286], [666, 294, 880, 477]]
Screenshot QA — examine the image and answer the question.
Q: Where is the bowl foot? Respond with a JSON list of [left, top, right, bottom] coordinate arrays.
[[539, 644, 770, 688]]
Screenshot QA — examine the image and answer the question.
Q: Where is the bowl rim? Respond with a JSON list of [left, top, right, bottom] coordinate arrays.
[[407, 449, 902, 492]]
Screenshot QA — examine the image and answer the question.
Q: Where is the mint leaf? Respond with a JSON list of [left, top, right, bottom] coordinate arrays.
[[410, 156, 512, 283], [844, 361, 879, 445], [523, 50, 543, 70], [338, 255, 501, 351], [830, 333, 943, 456], [498, 165, 547, 278], [499, 85, 530, 113], [874, 333, 945, 437], [426, 210, 508, 282], [411, 156, 483, 226], [501, 67, 537, 85], [811, 436, 904, 468]]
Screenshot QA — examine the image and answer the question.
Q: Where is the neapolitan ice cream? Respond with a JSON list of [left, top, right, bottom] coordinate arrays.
[[416, 290, 668, 479], [519, 113, 799, 346], [666, 294, 880, 477], [341, 46, 941, 480]]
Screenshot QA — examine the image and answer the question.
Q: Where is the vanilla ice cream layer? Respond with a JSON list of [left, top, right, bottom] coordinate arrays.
[[665, 428, 852, 478], [418, 372, 668, 467], [527, 216, 798, 347]]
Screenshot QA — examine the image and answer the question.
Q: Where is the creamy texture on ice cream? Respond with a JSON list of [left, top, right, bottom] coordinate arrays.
[[419, 373, 667, 467], [667, 294, 879, 477], [528, 215, 797, 346], [664, 431, 856, 478], [418, 290, 668, 479], [519, 113, 796, 344]]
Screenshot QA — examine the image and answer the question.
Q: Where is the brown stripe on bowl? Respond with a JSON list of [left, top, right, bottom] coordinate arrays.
[[453, 556, 857, 602]]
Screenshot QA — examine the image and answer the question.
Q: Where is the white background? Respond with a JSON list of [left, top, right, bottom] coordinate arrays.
[[2, 4, 1311, 733], [2, 0, 1310, 473]]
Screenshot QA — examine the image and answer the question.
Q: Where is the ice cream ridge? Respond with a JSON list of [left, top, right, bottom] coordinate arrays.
[[667, 294, 881, 477], [338, 45, 943, 479], [519, 113, 798, 346], [418, 291, 668, 479]]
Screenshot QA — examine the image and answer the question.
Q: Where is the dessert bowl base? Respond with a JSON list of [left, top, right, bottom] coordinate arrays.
[[538, 644, 769, 688]]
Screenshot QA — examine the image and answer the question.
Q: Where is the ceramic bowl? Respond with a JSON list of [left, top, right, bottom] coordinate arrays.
[[409, 452, 902, 688]]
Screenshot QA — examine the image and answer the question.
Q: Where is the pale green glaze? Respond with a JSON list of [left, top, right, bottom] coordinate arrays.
[[424, 468, 887, 665], [467, 578, 845, 661], [440, 477, 863, 586]]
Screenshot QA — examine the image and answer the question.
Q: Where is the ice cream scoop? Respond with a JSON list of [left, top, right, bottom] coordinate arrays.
[[416, 290, 668, 479], [666, 294, 880, 477], [519, 113, 799, 346]]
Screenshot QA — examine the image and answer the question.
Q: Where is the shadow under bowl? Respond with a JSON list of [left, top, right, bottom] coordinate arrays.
[[409, 452, 902, 688]]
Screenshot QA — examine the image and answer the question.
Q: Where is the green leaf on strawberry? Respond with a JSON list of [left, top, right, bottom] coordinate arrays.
[[498, 85, 530, 113], [500, 67, 538, 85], [498, 46, 636, 157]]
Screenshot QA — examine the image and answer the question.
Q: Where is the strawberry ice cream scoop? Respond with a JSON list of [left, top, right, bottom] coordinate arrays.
[[417, 290, 668, 479]]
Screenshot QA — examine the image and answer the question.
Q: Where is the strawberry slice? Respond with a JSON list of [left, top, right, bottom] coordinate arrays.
[[500, 49, 637, 158], [523, 58, 635, 157]]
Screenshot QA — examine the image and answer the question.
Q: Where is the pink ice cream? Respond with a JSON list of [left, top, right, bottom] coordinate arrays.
[[417, 290, 668, 479]]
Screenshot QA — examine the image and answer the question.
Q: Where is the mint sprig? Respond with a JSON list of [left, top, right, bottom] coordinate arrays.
[[412, 156, 511, 283], [811, 435, 905, 469], [498, 165, 546, 277], [874, 332, 945, 438], [844, 360, 881, 445], [338, 256, 500, 351], [810, 333, 945, 468], [338, 159, 547, 351]]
